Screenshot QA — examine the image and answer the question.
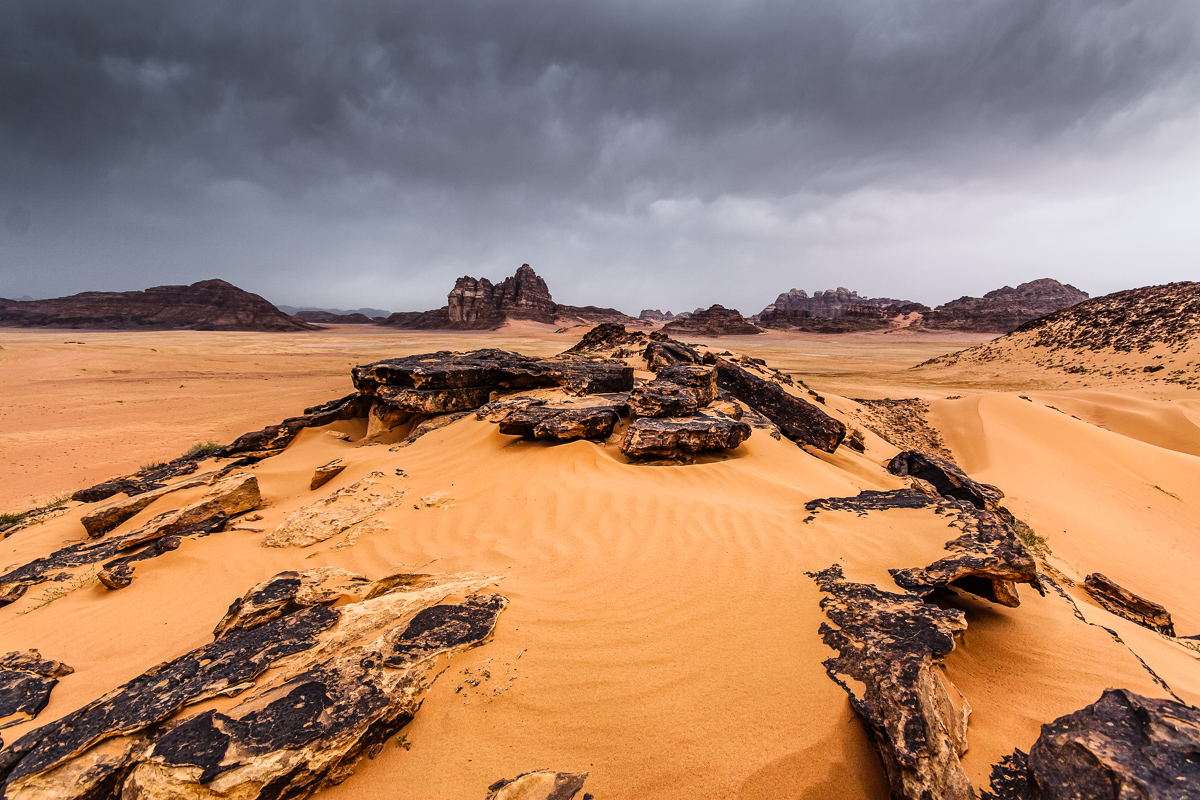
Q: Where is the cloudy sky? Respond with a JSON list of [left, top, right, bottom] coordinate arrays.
[[1, 0, 1198, 314]]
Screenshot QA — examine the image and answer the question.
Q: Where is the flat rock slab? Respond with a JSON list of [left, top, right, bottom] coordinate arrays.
[[486, 770, 590, 800], [0, 571, 506, 800], [620, 414, 751, 459], [376, 385, 494, 414], [310, 460, 346, 491], [80, 477, 208, 537], [219, 392, 371, 457], [1027, 688, 1200, 800], [499, 406, 621, 440], [627, 379, 706, 418], [644, 340, 703, 369], [264, 472, 404, 548], [809, 565, 973, 800], [1084, 572, 1176, 636], [888, 450, 1004, 510], [710, 357, 845, 452], [0, 651, 74, 730], [353, 350, 633, 395]]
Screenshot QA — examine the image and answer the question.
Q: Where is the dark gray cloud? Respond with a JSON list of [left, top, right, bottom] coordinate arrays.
[[2, 0, 1198, 312]]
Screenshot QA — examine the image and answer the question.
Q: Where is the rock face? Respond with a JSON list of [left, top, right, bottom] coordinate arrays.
[[809, 565, 974, 800], [1084, 573, 1176, 636], [0, 651, 74, 730], [1026, 689, 1200, 800], [0, 279, 318, 331], [486, 771, 590, 800], [639, 309, 676, 322], [219, 392, 372, 457], [660, 305, 762, 336], [760, 287, 917, 319], [498, 406, 622, 440], [921, 278, 1088, 333], [619, 413, 751, 458], [709, 356, 845, 452], [887, 451, 1004, 510], [0, 570, 506, 800]]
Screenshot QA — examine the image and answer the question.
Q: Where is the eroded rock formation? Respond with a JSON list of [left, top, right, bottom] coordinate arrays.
[[1026, 689, 1200, 800], [708, 356, 845, 452], [660, 304, 762, 336], [1084, 573, 1176, 636], [0, 570, 506, 800], [620, 413, 751, 458], [486, 770, 590, 800], [219, 392, 371, 457], [921, 279, 1088, 333], [0, 651, 74, 731], [498, 406, 623, 440], [888, 451, 1004, 511]]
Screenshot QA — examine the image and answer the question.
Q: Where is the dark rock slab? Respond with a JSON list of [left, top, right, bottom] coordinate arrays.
[[214, 568, 379, 638], [888, 451, 1004, 510], [1084, 573, 1176, 636], [0, 571, 506, 799], [644, 340, 702, 369], [219, 392, 372, 457], [563, 322, 648, 355], [377, 385, 494, 414], [310, 460, 346, 491], [806, 488, 945, 516], [620, 414, 751, 459], [0, 651, 74, 730], [1027, 688, 1200, 799], [353, 350, 633, 396], [709, 357, 845, 452], [498, 406, 621, 441], [486, 770, 590, 800], [809, 565, 973, 800], [97, 514, 228, 590], [80, 478, 207, 537], [657, 364, 717, 404], [628, 380, 705, 418]]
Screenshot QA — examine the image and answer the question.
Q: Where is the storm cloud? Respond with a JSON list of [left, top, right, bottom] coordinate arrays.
[[2, 0, 1198, 312]]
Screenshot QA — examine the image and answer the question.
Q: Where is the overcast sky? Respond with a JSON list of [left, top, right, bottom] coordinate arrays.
[[1, 0, 1198, 314]]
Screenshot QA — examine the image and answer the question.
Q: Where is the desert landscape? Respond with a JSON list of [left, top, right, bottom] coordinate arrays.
[[0, 275, 1197, 800]]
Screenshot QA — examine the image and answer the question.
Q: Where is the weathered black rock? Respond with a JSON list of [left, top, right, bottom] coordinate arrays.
[[1026, 688, 1200, 800], [709, 357, 845, 452], [0, 571, 507, 799], [806, 488, 946, 516], [810, 565, 973, 800], [888, 451, 1004, 510], [628, 380, 706, 418], [376, 385, 494, 414], [564, 322, 649, 355], [657, 364, 718, 404], [498, 406, 622, 440], [353, 350, 634, 397], [644, 339, 703, 369], [0, 651, 74, 730], [219, 392, 372, 457], [1084, 573, 1176, 636], [214, 568, 378, 638], [620, 413, 751, 459]]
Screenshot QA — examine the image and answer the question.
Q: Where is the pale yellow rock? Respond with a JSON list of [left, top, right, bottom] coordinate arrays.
[[263, 473, 405, 548], [118, 474, 260, 550]]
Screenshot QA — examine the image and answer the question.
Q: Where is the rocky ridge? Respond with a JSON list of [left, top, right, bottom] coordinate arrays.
[[660, 305, 762, 336], [0, 279, 317, 332]]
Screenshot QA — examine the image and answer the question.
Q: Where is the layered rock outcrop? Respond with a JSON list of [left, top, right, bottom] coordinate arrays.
[[708, 356, 845, 452], [660, 305, 762, 336], [1083, 573, 1176, 636], [760, 287, 917, 319], [0, 651, 74, 731], [921, 278, 1088, 333], [0, 279, 317, 331]]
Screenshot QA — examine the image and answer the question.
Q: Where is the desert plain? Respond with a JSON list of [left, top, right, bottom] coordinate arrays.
[[0, 322, 1197, 799]]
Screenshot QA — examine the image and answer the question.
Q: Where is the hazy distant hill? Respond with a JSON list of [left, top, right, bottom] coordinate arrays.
[[0, 279, 317, 332]]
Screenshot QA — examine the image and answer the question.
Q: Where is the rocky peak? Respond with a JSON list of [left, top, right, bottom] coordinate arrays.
[[923, 278, 1088, 333], [445, 264, 555, 326], [766, 287, 915, 319], [660, 305, 762, 336]]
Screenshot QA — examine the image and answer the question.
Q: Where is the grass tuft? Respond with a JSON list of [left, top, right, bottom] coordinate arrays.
[[183, 440, 223, 459]]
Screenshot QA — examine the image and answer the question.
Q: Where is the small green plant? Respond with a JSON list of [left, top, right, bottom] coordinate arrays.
[[395, 734, 411, 751], [1, 494, 70, 532], [19, 566, 99, 614], [0, 512, 23, 527], [1014, 523, 1048, 551], [183, 440, 223, 459], [139, 461, 168, 473]]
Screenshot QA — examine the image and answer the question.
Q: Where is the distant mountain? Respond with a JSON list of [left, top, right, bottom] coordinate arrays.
[[758, 287, 917, 320], [920, 278, 1088, 332], [660, 305, 762, 336], [0, 279, 317, 332], [918, 282, 1200, 388], [639, 309, 677, 322], [277, 305, 391, 318], [381, 264, 641, 330], [294, 310, 379, 324]]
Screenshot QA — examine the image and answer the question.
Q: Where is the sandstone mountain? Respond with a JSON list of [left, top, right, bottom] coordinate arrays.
[[918, 281, 1200, 389], [660, 305, 762, 336], [295, 310, 379, 324], [0, 279, 317, 332], [760, 287, 918, 320], [920, 278, 1088, 332], [380, 264, 641, 330], [639, 309, 677, 323]]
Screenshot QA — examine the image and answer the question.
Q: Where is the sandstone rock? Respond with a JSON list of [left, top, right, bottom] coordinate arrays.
[[708, 398, 743, 420], [392, 412, 472, 448], [99, 515, 228, 590], [367, 398, 412, 438], [660, 304, 762, 336], [644, 339, 703, 369], [563, 322, 649, 356], [475, 395, 549, 422], [264, 473, 404, 548], [888, 451, 1004, 510], [0, 279, 318, 332], [97, 562, 135, 589], [0, 570, 506, 800], [310, 460, 346, 491], [0, 651, 74, 729], [377, 385, 495, 413], [710, 357, 845, 452], [620, 413, 751, 459], [118, 472, 259, 551], [1026, 688, 1200, 800], [1084, 573, 1176, 636], [810, 564, 973, 800], [486, 770, 590, 800], [80, 477, 207, 537], [498, 406, 621, 440], [639, 309, 676, 322], [759, 287, 917, 320], [921, 278, 1089, 333], [212, 567, 376, 638], [353, 350, 633, 396], [657, 364, 717, 403], [628, 379, 705, 418], [220, 392, 372, 457]]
